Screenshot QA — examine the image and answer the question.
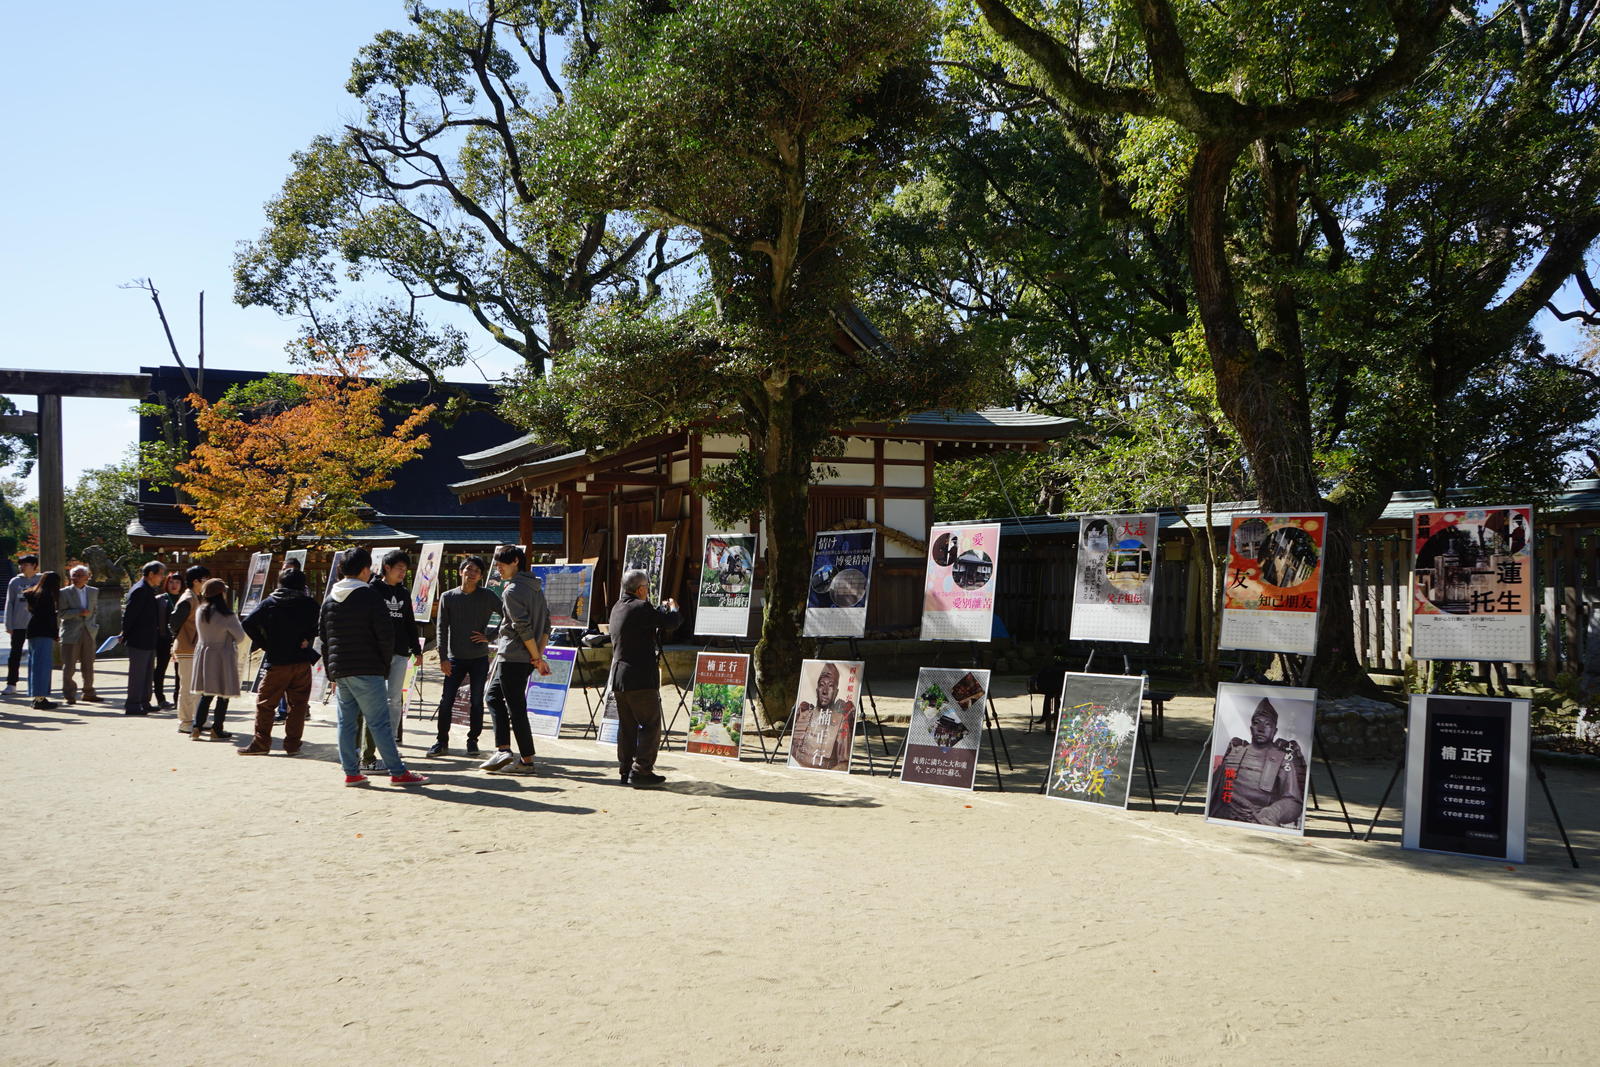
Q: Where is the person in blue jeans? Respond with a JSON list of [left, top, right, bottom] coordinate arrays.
[[318, 547, 427, 787], [23, 570, 61, 709]]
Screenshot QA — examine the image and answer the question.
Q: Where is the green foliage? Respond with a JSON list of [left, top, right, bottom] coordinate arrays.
[[0, 478, 38, 558], [65, 455, 138, 564], [0, 397, 37, 478]]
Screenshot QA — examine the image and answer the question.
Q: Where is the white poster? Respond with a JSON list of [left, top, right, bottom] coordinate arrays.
[[920, 523, 1001, 642], [1069, 513, 1157, 644], [694, 533, 755, 637], [1219, 513, 1327, 655], [410, 542, 446, 624], [803, 530, 875, 638], [1204, 682, 1317, 836], [1411, 506, 1535, 663]]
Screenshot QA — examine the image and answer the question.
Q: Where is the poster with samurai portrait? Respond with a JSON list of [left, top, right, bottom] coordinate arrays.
[[786, 659, 864, 773], [695, 533, 755, 637], [623, 533, 668, 597], [1220, 514, 1327, 655], [1070, 513, 1158, 645], [1044, 672, 1145, 808], [530, 563, 595, 631], [685, 652, 750, 759], [1411, 506, 1535, 663], [899, 667, 990, 791], [803, 530, 875, 638], [1204, 683, 1317, 836], [920, 523, 1001, 642]]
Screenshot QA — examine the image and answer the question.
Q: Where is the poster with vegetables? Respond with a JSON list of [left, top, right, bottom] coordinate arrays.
[[899, 667, 990, 791]]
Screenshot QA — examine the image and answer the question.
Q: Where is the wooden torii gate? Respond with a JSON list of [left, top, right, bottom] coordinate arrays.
[[0, 369, 152, 574]]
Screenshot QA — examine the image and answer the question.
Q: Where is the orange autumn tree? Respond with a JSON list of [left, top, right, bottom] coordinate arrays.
[[177, 350, 434, 551]]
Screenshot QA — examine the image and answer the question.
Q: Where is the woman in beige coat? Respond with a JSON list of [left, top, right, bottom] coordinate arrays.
[[190, 578, 246, 741]]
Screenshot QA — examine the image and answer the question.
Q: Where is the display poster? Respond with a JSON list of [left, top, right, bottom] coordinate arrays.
[[240, 552, 273, 617], [786, 659, 864, 773], [524, 646, 578, 739], [920, 523, 1001, 642], [1402, 694, 1529, 862], [596, 673, 620, 745], [402, 654, 422, 715], [1070, 513, 1158, 644], [695, 533, 756, 637], [449, 671, 475, 726], [1204, 682, 1317, 836], [1219, 513, 1327, 655], [685, 652, 750, 759], [310, 549, 347, 703], [530, 563, 594, 631], [803, 530, 875, 638], [1411, 506, 1535, 663], [1045, 672, 1146, 808], [283, 549, 308, 575], [484, 571, 508, 632], [410, 542, 446, 624], [900, 667, 990, 791], [623, 533, 668, 597]]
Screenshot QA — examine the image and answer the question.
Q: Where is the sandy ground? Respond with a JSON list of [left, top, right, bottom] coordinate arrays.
[[3, 657, 1597, 1066]]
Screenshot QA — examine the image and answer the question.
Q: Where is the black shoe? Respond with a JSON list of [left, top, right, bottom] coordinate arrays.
[[465, 745, 482, 757], [426, 742, 447, 757], [631, 772, 666, 788], [619, 772, 632, 785], [125, 708, 150, 716]]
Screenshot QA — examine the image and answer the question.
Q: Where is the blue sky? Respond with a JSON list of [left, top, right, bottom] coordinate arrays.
[[1, 2, 1591, 499]]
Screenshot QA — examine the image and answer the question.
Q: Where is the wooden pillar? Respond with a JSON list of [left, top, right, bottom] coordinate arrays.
[[38, 394, 64, 575], [517, 491, 533, 552]]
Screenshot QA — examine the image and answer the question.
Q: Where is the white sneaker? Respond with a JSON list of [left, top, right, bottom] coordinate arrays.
[[479, 750, 514, 771], [1, 684, 14, 696]]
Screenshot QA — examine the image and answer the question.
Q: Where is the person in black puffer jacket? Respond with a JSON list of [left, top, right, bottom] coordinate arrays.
[[365, 549, 422, 770], [239, 569, 320, 755]]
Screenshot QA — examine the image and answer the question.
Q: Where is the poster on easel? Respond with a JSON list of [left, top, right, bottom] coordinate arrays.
[[1044, 672, 1146, 808], [900, 667, 990, 790], [1204, 683, 1317, 836], [1070, 513, 1157, 644], [1411, 506, 1534, 663], [786, 659, 863, 773], [1402, 694, 1529, 862], [920, 523, 1001, 642], [695, 533, 755, 637], [240, 552, 273, 617], [525, 646, 578, 739], [595, 673, 620, 745], [685, 652, 750, 758], [310, 549, 348, 705], [530, 563, 594, 631], [401, 654, 423, 717], [283, 549, 308, 575], [1220, 513, 1326, 655], [803, 530, 875, 638], [410, 542, 445, 624], [623, 533, 668, 596]]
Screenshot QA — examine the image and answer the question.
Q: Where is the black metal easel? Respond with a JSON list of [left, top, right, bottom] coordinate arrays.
[[845, 636, 893, 755]]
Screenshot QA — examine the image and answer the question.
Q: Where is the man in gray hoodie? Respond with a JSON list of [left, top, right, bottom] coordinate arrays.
[[480, 545, 551, 775], [427, 555, 501, 757]]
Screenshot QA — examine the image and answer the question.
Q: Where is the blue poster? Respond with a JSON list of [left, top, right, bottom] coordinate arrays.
[[803, 530, 875, 638], [529, 563, 595, 630], [525, 646, 578, 739]]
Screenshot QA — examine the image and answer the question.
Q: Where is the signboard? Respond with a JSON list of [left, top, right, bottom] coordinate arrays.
[[410, 542, 446, 624], [525, 646, 578, 739], [283, 549, 308, 575], [309, 549, 347, 704], [530, 563, 595, 631], [623, 533, 668, 597], [1044, 672, 1145, 808], [1220, 513, 1327, 655], [1070, 513, 1157, 644], [899, 667, 990, 791], [920, 523, 1001, 642], [685, 652, 750, 758], [240, 552, 273, 617], [786, 659, 864, 773], [694, 533, 755, 637], [1402, 694, 1529, 862], [1411, 506, 1535, 663], [803, 530, 875, 638], [1204, 682, 1317, 836]]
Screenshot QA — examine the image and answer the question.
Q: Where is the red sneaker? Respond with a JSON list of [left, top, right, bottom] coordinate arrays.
[[344, 774, 370, 786], [389, 771, 429, 786]]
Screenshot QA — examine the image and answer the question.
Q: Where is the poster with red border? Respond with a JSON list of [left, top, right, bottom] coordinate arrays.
[[1411, 506, 1534, 663], [1220, 513, 1327, 655], [685, 652, 750, 759]]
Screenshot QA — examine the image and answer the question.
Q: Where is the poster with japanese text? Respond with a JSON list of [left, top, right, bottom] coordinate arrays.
[[920, 523, 1001, 642], [310, 549, 347, 704], [283, 549, 308, 576], [1411, 506, 1535, 663], [623, 534, 668, 597], [1070, 513, 1158, 644], [1220, 514, 1327, 655], [685, 652, 750, 758], [803, 530, 875, 638], [1045, 672, 1145, 808], [695, 533, 755, 637], [524, 646, 578, 739], [410, 542, 446, 624], [786, 659, 863, 773], [530, 563, 594, 631], [900, 667, 990, 790], [240, 552, 273, 617], [1402, 694, 1529, 862], [596, 675, 620, 745], [1204, 683, 1317, 836]]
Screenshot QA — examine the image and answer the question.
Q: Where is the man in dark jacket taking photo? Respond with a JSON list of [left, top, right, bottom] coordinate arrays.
[[240, 568, 320, 756]]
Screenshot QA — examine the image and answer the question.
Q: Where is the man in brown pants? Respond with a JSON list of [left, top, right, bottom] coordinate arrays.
[[239, 568, 320, 755]]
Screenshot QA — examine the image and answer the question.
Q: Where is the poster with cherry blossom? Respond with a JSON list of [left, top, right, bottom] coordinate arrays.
[[920, 523, 1001, 642], [1070, 513, 1158, 644], [1219, 513, 1327, 655]]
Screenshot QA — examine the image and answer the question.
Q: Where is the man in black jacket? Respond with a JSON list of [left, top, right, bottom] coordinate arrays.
[[365, 549, 423, 770], [239, 569, 320, 755], [119, 560, 168, 716], [607, 568, 681, 787], [319, 548, 426, 787]]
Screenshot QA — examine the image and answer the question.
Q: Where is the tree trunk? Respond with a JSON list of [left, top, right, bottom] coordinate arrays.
[[752, 378, 816, 726]]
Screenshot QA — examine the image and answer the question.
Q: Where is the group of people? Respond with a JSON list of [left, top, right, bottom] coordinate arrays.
[[7, 545, 683, 791]]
